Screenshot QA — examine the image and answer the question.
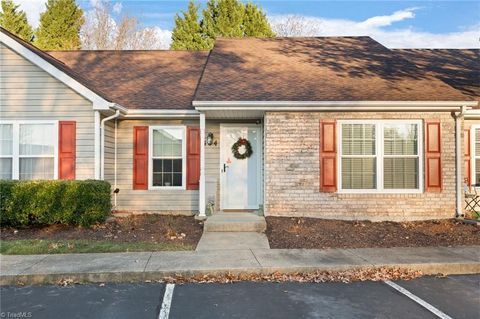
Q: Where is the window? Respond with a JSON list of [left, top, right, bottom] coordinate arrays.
[[149, 126, 185, 189], [341, 124, 376, 189], [0, 121, 58, 180], [0, 124, 13, 180], [339, 120, 422, 193], [471, 126, 480, 185]]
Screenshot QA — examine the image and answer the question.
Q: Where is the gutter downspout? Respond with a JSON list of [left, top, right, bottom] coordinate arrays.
[[454, 106, 467, 217], [114, 118, 118, 207], [100, 110, 121, 180]]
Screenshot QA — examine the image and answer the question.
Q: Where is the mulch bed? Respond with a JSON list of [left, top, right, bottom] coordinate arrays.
[[1, 215, 204, 247], [266, 217, 480, 249]]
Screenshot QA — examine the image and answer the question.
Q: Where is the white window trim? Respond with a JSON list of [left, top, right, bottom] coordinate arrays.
[[470, 124, 480, 186], [337, 119, 423, 194], [0, 120, 59, 180], [148, 126, 187, 190]]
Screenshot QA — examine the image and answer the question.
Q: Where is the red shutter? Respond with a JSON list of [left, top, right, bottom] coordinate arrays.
[[133, 126, 148, 190], [425, 120, 442, 192], [186, 127, 200, 190], [465, 128, 471, 187], [320, 120, 337, 192], [58, 121, 76, 180]]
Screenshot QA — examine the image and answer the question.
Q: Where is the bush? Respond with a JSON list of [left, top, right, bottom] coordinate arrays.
[[0, 180, 111, 227]]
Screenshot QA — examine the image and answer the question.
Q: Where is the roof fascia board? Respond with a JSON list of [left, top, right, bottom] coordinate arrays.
[[122, 109, 200, 119], [127, 109, 200, 114], [0, 33, 110, 109], [465, 109, 480, 119], [193, 101, 478, 109], [111, 103, 128, 114]]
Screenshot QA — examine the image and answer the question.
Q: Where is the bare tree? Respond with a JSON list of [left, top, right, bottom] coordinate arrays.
[[81, 1, 168, 50], [271, 15, 322, 37]]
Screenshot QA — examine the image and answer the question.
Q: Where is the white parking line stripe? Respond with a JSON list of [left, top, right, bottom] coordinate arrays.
[[384, 280, 453, 319], [158, 284, 175, 319]]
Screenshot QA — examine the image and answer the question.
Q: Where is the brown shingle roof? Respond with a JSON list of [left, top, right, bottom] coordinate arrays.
[[394, 49, 480, 102], [49, 50, 209, 110], [3, 26, 476, 110], [194, 37, 471, 102], [0, 27, 112, 101]]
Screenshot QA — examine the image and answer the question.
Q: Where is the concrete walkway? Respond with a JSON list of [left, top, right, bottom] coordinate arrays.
[[1, 246, 478, 285], [196, 232, 270, 250]]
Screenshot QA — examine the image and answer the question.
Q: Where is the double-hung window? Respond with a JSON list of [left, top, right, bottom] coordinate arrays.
[[470, 126, 480, 185], [0, 124, 13, 180], [339, 120, 422, 193], [0, 121, 58, 180], [149, 126, 186, 189]]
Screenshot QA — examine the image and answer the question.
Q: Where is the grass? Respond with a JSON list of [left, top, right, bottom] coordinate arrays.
[[0, 240, 194, 255]]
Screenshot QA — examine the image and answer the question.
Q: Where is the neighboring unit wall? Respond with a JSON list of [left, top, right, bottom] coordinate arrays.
[[264, 112, 458, 221], [109, 119, 200, 213], [0, 43, 95, 180], [464, 119, 480, 185]]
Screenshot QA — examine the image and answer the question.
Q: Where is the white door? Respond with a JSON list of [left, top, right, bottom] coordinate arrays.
[[220, 124, 262, 210]]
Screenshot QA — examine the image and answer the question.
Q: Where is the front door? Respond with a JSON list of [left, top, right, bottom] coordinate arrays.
[[220, 124, 262, 210]]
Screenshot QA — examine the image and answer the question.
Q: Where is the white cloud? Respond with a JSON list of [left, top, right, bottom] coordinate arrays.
[[269, 9, 480, 49], [152, 27, 172, 49], [14, 0, 46, 28], [89, 0, 101, 8], [359, 8, 416, 28], [112, 2, 122, 14]]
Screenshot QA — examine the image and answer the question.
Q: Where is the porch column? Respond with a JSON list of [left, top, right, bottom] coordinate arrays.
[[94, 111, 101, 180], [199, 112, 206, 217]]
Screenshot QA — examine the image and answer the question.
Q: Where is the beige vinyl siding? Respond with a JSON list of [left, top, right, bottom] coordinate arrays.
[[103, 118, 115, 183], [0, 43, 96, 180], [205, 121, 220, 207], [110, 119, 200, 213]]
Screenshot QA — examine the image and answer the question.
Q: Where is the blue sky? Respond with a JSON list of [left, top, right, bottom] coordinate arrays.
[[15, 1, 480, 48], [90, 1, 479, 34]]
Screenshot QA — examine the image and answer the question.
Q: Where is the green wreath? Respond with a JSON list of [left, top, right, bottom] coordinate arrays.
[[231, 137, 253, 160]]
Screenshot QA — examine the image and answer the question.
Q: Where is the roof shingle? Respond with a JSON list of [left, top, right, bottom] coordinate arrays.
[[49, 50, 209, 110], [194, 37, 471, 102], [394, 49, 479, 102]]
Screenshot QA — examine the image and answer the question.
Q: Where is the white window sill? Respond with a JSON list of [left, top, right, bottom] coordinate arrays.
[[148, 186, 186, 191], [338, 189, 423, 194]]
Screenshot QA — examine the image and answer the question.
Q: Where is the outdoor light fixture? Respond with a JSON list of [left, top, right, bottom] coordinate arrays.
[[206, 132, 215, 146]]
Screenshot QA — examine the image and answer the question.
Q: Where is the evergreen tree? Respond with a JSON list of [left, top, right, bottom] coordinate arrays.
[[35, 0, 84, 50], [171, 1, 211, 50], [201, 0, 245, 42], [243, 2, 274, 37], [171, 0, 274, 50], [0, 0, 34, 42]]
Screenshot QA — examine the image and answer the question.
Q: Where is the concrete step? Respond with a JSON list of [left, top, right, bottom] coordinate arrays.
[[196, 232, 270, 250], [204, 213, 267, 232]]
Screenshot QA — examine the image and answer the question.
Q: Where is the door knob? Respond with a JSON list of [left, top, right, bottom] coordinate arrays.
[[223, 163, 228, 172]]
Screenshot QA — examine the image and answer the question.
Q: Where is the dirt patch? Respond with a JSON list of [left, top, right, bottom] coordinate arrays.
[[1, 215, 204, 248], [266, 217, 480, 249]]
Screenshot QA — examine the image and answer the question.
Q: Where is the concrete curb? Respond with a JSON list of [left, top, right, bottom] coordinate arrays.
[[1, 246, 479, 285], [1, 263, 479, 286]]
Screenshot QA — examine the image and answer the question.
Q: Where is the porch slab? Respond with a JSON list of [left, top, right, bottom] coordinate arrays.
[[196, 232, 271, 251], [204, 213, 266, 232]]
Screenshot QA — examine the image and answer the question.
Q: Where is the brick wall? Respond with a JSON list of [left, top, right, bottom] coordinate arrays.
[[264, 112, 460, 221]]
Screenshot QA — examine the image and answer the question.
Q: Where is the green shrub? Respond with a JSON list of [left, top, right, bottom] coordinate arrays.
[[0, 180, 111, 227]]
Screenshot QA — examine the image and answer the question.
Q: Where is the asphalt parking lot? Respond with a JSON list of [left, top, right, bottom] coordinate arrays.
[[1, 275, 478, 319]]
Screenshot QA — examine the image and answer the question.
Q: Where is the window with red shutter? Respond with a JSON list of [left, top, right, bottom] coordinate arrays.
[[58, 121, 76, 180], [133, 126, 148, 190], [425, 120, 442, 192]]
